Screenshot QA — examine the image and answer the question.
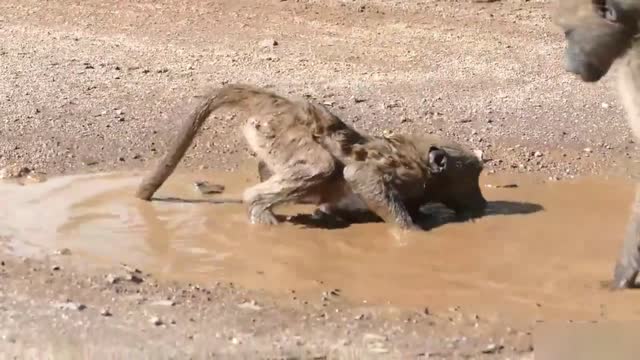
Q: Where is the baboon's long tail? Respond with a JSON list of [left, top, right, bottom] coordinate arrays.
[[135, 84, 283, 201]]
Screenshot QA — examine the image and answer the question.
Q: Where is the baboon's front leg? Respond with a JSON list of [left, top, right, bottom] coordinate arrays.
[[343, 163, 419, 230], [613, 184, 640, 289]]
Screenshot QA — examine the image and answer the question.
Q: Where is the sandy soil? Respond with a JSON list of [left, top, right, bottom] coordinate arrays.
[[0, 0, 636, 358]]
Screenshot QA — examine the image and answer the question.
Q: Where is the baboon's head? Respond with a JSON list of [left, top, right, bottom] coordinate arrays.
[[555, 0, 640, 82], [425, 145, 487, 218]]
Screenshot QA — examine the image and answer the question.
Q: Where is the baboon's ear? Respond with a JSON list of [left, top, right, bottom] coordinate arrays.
[[428, 146, 448, 174]]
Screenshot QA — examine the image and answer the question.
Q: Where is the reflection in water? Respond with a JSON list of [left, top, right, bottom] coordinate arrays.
[[3, 170, 640, 323]]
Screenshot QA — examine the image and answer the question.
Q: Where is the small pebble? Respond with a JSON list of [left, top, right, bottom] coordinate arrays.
[[259, 39, 278, 48], [237, 300, 262, 311], [56, 302, 86, 311], [105, 273, 120, 284], [150, 300, 175, 307], [194, 181, 225, 195], [496, 183, 518, 188], [481, 343, 504, 354], [473, 149, 484, 161], [54, 248, 72, 256]]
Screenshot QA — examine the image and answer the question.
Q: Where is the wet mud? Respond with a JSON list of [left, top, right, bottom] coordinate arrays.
[[3, 168, 640, 326]]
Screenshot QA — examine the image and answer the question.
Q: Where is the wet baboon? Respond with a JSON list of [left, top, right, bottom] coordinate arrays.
[[256, 133, 487, 224], [136, 84, 487, 229], [555, 0, 640, 288]]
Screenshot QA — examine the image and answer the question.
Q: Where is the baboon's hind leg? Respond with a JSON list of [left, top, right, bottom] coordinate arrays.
[[243, 158, 337, 225], [613, 184, 640, 288]]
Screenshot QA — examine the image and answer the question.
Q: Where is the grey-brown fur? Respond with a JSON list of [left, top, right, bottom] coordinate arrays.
[[136, 84, 487, 229], [257, 134, 488, 224], [555, 0, 640, 288]]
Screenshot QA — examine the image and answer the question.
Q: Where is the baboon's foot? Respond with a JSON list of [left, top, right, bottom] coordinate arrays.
[[248, 206, 279, 225], [612, 261, 639, 289]]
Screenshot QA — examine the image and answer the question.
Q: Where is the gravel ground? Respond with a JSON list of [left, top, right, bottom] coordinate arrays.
[[0, 0, 634, 358]]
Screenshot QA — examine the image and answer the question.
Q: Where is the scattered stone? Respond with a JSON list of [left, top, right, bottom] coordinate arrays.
[[82, 159, 99, 166], [150, 300, 175, 307], [120, 265, 143, 283], [51, 265, 60, 271], [123, 294, 145, 303], [100, 308, 112, 317], [259, 38, 278, 48], [24, 172, 47, 183], [601, 102, 610, 109], [481, 343, 504, 354], [149, 316, 163, 326], [496, 183, 518, 189], [237, 300, 262, 311], [230, 337, 241, 345], [583, 147, 593, 153], [363, 334, 389, 353], [534, 151, 543, 158], [194, 181, 225, 195], [56, 301, 86, 311], [368, 346, 389, 354], [1, 332, 16, 343], [363, 333, 387, 342], [105, 273, 121, 284], [0, 165, 31, 179], [473, 149, 484, 161], [354, 313, 365, 320]]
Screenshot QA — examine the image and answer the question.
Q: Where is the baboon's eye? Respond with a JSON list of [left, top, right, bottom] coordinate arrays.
[[593, 0, 619, 23]]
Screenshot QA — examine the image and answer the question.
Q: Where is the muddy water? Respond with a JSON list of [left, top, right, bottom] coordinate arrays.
[[3, 169, 640, 323]]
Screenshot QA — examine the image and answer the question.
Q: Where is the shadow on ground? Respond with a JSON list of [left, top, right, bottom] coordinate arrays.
[[148, 196, 543, 230], [285, 200, 544, 230]]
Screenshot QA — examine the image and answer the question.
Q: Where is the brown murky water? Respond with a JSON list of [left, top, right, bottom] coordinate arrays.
[[3, 168, 640, 323]]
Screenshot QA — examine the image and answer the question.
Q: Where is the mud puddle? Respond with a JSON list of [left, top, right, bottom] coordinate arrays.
[[3, 168, 640, 324]]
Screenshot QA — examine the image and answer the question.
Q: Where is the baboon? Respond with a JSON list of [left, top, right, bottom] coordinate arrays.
[[135, 84, 487, 229], [555, 0, 640, 288], [256, 133, 487, 224]]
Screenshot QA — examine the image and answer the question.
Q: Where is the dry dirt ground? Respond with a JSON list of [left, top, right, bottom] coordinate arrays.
[[0, 0, 635, 358]]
